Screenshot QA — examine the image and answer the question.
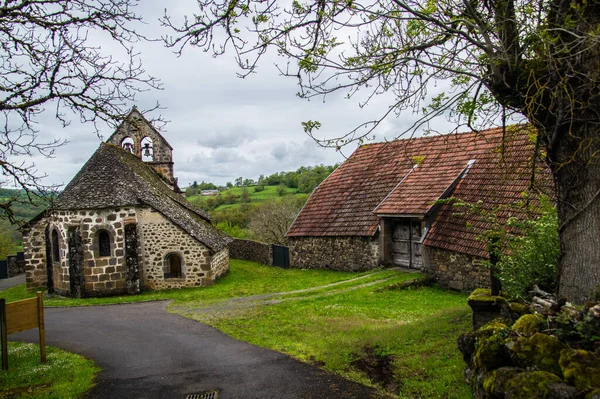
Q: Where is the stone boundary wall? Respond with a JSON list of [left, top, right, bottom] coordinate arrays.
[[6, 254, 25, 277], [229, 238, 272, 266], [422, 245, 490, 291], [288, 236, 380, 271]]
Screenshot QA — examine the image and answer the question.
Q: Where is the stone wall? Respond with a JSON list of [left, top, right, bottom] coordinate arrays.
[[210, 247, 230, 281], [288, 236, 380, 271], [137, 208, 228, 290], [24, 206, 230, 296], [23, 207, 137, 296], [7, 254, 25, 277], [422, 245, 490, 291], [229, 238, 272, 266], [23, 215, 50, 290]]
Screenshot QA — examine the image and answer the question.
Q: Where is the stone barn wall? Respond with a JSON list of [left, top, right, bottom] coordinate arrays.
[[229, 238, 272, 266], [421, 245, 490, 291], [137, 208, 229, 290], [289, 236, 380, 271]]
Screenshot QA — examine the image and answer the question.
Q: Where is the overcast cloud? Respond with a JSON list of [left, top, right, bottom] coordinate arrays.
[[12, 1, 457, 189]]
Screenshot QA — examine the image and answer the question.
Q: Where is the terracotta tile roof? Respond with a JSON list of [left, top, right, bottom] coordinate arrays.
[[52, 143, 232, 252], [287, 125, 553, 257]]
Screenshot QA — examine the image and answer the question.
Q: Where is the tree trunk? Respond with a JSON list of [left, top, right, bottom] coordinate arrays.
[[550, 123, 600, 304]]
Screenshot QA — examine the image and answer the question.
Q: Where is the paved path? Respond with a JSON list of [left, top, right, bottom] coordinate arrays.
[[11, 301, 381, 399], [0, 273, 25, 291]]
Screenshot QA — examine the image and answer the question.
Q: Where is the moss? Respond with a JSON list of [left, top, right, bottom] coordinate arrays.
[[512, 314, 544, 336], [468, 288, 507, 305], [473, 333, 512, 372], [510, 333, 566, 377], [586, 388, 600, 399], [483, 367, 523, 398], [559, 348, 600, 390], [508, 302, 530, 315], [505, 371, 562, 399]]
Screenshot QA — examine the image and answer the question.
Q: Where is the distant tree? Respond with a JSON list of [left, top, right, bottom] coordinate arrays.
[[254, 184, 265, 192], [1, 0, 161, 223], [185, 186, 197, 197], [276, 184, 287, 197], [226, 182, 233, 189], [0, 232, 16, 260], [240, 187, 250, 203], [192, 181, 198, 188], [234, 177, 243, 187], [198, 181, 217, 190], [249, 197, 306, 245], [224, 192, 236, 204]]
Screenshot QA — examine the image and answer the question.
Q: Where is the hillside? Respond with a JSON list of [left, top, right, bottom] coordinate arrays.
[[186, 185, 301, 212], [0, 188, 48, 253]]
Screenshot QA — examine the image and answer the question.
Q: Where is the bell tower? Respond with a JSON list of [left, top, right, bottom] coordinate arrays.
[[106, 107, 181, 192]]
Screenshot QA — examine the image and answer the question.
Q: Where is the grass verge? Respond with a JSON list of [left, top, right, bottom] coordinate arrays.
[[0, 260, 378, 306], [172, 274, 472, 398], [0, 342, 98, 399]]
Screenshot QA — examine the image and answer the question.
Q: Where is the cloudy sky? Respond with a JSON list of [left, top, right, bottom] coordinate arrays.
[[23, 1, 457, 189]]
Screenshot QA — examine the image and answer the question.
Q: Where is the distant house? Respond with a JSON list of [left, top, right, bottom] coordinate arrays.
[[286, 126, 552, 291], [23, 108, 231, 298], [201, 190, 220, 196]]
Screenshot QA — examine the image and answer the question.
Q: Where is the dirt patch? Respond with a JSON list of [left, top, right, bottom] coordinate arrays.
[[350, 346, 399, 393]]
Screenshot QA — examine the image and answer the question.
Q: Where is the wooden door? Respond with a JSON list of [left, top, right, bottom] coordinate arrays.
[[392, 220, 422, 269]]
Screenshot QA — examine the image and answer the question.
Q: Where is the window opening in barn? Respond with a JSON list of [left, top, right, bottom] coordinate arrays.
[[166, 253, 182, 278], [52, 229, 60, 262], [98, 230, 111, 257], [140, 136, 153, 162], [121, 137, 135, 153]]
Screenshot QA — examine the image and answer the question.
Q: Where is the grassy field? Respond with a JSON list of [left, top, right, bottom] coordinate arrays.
[[171, 268, 472, 398], [187, 185, 303, 211], [0, 342, 98, 399], [2, 260, 472, 398], [0, 260, 374, 306]]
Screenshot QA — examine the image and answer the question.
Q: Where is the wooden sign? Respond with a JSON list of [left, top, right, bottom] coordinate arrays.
[[0, 292, 46, 370]]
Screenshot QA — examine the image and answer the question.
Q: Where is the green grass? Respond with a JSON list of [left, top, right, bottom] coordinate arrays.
[[0, 342, 99, 399], [0, 260, 376, 307], [171, 273, 472, 398], [187, 185, 302, 211], [2, 261, 472, 398]]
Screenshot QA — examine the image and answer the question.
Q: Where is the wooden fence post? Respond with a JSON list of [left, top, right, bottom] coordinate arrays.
[[37, 292, 46, 363], [1, 298, 7, 370]]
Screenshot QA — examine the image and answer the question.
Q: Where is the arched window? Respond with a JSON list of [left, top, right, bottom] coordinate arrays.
[[121, 137, 135, 153], [51, 229, 60, 262], [140, 136, 153, 162], [98, 230, 111, 257], [165, 253, 182, 278]]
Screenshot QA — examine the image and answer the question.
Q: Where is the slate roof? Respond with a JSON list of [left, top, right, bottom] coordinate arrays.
[[52, 143, 232, 252], [287, 126, 553, 258]]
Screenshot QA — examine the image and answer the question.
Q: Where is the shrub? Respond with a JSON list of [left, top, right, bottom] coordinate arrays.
[[217, 221, 249, 239], [495, 196, 559, 300]]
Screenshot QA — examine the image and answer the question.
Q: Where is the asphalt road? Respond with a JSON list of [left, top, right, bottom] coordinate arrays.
[[10, 301, 380, 399], [0, 274, 25, 291]]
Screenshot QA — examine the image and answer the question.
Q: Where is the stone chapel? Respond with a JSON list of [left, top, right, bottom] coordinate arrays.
[[23, 108, 231, 297]]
